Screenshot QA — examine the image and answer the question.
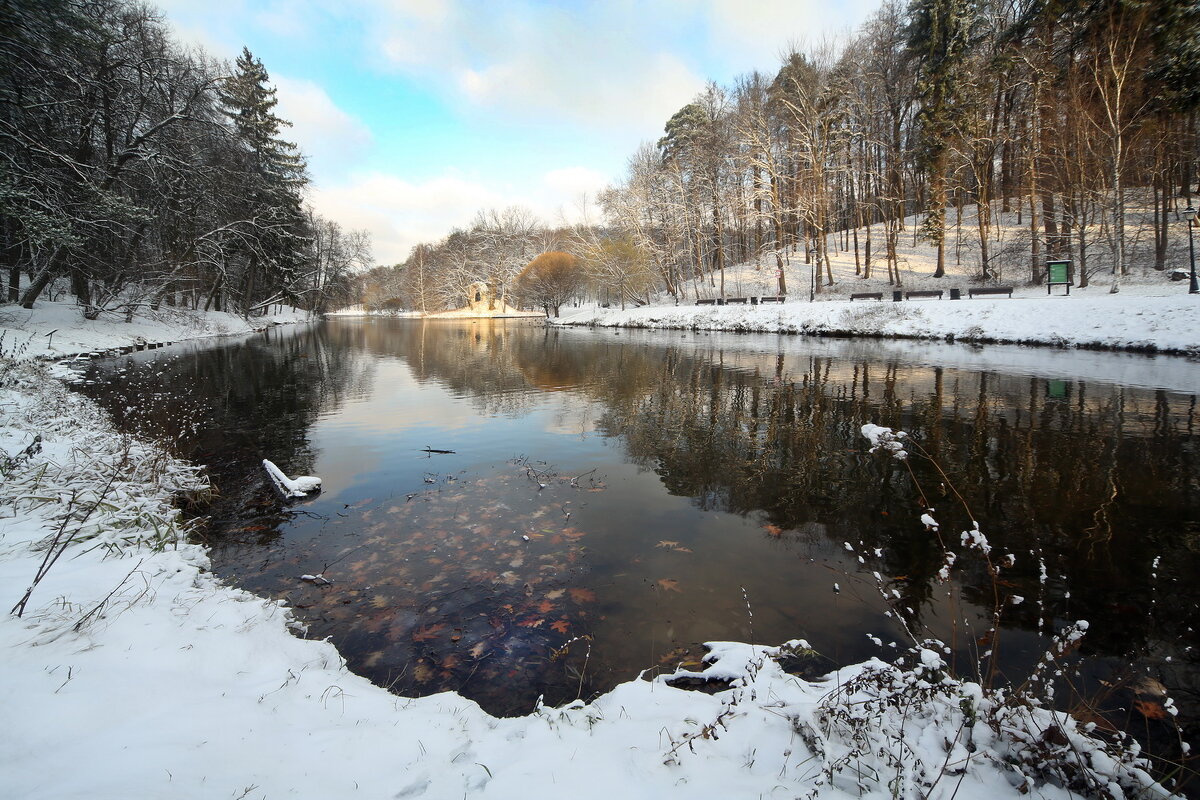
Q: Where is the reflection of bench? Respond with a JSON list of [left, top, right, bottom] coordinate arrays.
[[758, 295, 786, 303], [968, 286, 1013, 298], [696, 298, 718, 305], [724, 297, 750, 304], [905, 290, 943, 300], [850, 292, 883, 301]]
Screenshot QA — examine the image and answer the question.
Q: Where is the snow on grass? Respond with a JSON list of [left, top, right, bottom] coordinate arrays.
[[556, 291, 1200, 355], [0, 301, 312, 361], [675, 198, 1194, 301]]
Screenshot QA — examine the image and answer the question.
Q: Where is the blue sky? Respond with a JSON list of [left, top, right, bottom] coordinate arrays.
[[158, 0, 878, 264]]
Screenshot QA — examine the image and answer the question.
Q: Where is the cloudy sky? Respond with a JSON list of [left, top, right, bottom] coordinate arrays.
[[158, 0, 877, 264]]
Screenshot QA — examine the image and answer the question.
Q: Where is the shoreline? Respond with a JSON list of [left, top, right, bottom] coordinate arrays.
[[0, 302, 314, 364], [551, 291, 1200, 358]]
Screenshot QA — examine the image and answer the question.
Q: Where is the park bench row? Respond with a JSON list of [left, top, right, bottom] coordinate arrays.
[[695, 295, 786, 305], [849, 286, 1014, 301]]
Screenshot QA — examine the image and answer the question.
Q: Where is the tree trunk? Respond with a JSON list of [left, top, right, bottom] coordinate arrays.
[[19, 266, 55, 309]]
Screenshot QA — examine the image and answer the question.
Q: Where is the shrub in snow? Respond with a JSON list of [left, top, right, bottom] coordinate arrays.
[[2, 362, 210, 617], [797, 638, 1171, 800], [850, 423, 1184, 798]]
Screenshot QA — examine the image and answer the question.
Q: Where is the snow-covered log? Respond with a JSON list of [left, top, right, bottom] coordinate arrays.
[[262, 459, 321, 499]]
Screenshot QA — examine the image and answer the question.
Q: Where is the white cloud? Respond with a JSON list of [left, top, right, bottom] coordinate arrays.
[[145, 0, 879, 256], [309, 172, 507, 264], [368, 2, 709, 133], [309, 165, 611, 265], [701, 0, 873, 72], [272, 76, 374, 181], [541, 166, 609, 198], [362, 0, 874, 131]]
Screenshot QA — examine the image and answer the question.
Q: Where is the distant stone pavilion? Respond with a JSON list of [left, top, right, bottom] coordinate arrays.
[[427, 281, 542, 319]]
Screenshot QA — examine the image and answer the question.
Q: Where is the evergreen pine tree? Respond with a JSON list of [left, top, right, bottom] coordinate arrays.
[[906, 0, 977, 278], [217, 47, 309, 312]]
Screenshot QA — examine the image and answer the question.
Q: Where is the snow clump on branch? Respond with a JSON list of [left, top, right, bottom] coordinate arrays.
[[861, 423, 908, 460]]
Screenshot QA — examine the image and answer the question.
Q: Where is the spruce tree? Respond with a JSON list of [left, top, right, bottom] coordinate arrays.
[[217, 47, 309, 312], [906, 0, 977, 278]]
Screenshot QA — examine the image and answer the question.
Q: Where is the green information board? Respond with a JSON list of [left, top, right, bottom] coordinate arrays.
[[1046, 260, 1072, 294]]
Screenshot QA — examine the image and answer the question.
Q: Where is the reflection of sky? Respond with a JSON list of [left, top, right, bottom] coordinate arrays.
[[307, 353, 607, 504], [557, 326, 1200, 394], [325, 358, 481, 434]]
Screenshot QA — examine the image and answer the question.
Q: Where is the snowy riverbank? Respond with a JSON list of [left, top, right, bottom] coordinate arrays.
[[0, 304, 1183, 798], [0, 301, 313, 361], [554, 288, 1200, 356]]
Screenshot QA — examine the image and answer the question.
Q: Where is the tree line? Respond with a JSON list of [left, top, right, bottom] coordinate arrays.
[[372, 0, 1197, 312], [0, 0, 370, 319], [605, 0, 1198, 296]]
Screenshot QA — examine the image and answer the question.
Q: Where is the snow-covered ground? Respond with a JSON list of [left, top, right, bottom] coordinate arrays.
[[556, 203, 1200, 356], [555, 290, 1200, 355], [0, 298, 1187, 798], [0, 301, 312, 361]]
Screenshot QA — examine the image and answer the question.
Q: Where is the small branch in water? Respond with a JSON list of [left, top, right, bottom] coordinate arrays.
[[421, 446, 456, 455], [569, 468, 597, 487]]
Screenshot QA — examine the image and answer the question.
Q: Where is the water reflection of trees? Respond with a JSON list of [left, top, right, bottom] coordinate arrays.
[[339, 319, 1197, 662], [370, 321, 1197, 672], [597, 346, 1197, 654], [169, 319, 1197, 669], [82, 324, 375, 512], [324, 318, 552, 416]]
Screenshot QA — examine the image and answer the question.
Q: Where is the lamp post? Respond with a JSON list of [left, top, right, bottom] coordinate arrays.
[[1185, 205, 1198, 294]]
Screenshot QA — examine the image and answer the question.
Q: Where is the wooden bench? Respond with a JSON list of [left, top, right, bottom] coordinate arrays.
[[695, 298, 718, 305], [724, 297, 750, 304], [850, 292, 883, 301], [904, 290, 943, 300], [758, 295, 786, 304], [968, 286, 1014, 299]]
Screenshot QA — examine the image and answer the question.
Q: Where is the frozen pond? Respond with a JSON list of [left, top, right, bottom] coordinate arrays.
[[79, 317, 1200, 730]]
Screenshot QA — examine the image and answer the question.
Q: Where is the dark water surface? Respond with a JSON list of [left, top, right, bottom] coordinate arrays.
[[79, 318, 1200, 732]]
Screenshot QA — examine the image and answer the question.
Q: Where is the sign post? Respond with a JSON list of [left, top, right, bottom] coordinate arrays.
[[1046, 260, 1073, 295]]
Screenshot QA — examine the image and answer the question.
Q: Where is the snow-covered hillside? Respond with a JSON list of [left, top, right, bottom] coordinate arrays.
[[555, 203, 1200, 356]]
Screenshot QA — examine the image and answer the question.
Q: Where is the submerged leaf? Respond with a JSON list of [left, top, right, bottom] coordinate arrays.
[[412, 623, 445, 643], [413, 661, 435, 683], [657, 578, 682, 593], [1133, 698, 1169, 721]]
